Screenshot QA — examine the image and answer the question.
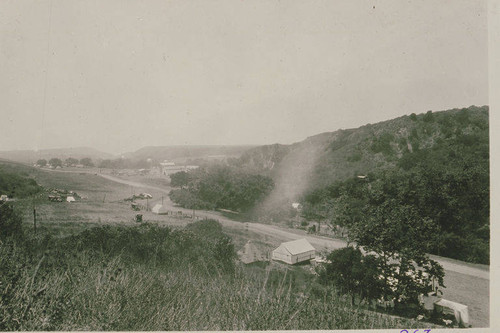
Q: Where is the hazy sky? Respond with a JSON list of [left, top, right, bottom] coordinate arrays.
[[0, 0, 488, 154]]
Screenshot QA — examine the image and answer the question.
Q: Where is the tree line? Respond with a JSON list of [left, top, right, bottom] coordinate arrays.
[[169, 166, 274, 212], [36, 157, 94, 168]]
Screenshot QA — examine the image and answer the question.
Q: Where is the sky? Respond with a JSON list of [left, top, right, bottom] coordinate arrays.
[[0, 0, 489, 154]]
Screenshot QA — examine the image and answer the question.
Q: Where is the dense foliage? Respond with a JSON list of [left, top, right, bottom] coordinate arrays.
[[0, 164, 41, 198], [0, 208, 428, 330], [318, 247, 385, 306], [301, 107, 489, 264], [169, 166, 274, 212]]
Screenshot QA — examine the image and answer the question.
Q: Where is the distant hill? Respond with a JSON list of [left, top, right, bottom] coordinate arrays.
[[0, 147, 114, 165], [121, 145, 257, 164], [237, 105, 489, 206]]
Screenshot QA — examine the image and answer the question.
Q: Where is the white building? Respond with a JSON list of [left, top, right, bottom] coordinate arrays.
[[272, 239, 315, 264]]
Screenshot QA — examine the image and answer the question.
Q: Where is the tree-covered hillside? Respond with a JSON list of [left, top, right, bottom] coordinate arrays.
[[299, 106, 489, 264], [239, 106, 488, 196]]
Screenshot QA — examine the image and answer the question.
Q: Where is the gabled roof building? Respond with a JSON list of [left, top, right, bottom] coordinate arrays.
[[272, 238, 315, 265]]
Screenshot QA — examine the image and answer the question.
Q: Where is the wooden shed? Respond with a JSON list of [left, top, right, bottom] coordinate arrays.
[[272, 239, 315, 264]]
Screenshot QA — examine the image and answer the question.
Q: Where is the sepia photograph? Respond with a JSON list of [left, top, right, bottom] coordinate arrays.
[[0, 0, 495, 331]]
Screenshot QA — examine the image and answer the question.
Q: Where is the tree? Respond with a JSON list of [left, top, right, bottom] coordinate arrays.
[[349, 200, 445, 308], [48, 158, 62, 168], [319, 247, 384, 305], [170, 171, 190, 188], [80, 157, 94, 167], [36, 159, 47, 167], [65, 157, 79, 166]]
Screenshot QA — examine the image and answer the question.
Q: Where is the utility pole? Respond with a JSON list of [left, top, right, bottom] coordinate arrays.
[[33, 200, 37, 234]]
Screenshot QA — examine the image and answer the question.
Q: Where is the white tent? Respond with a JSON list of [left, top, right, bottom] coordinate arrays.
[[237, 240, 267, 264], [152, 204, 169, 215], [434, 299, 470, 327], [272, 238, 315, 264], [66, 196, 75, 203]]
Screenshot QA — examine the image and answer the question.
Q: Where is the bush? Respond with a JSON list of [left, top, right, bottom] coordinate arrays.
[[0, 204, 23, 239]]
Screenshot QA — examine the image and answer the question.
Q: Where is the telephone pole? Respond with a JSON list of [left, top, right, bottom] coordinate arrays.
[[33, 200, 37, 234]]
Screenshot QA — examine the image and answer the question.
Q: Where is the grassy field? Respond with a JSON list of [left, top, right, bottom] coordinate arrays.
[[0, 218, 436, 331], [6, 167, 488, 328], [14, 169, 190, 237]]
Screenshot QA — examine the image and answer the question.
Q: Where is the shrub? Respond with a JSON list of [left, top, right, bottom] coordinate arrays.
[[0, 204, 23, 239]]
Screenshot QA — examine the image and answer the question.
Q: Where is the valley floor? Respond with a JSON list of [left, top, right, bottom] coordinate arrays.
[[18, 167, 490, 328]]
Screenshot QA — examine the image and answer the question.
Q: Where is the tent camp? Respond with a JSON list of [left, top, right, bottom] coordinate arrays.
[[152, 204, 169, 215], [272, 238, 315, 264], [237, 240, 267, 264]]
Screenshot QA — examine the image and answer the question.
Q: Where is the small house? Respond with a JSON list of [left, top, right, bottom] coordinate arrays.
[[0, 194, 8, 202], [152, 204, 169, 215], [66, 196, 76, 203], [272, 239, 315, 264]]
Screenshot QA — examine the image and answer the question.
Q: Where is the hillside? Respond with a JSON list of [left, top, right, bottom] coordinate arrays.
[[239, 105, 489, 264], [240, 105, 488, 206], [0, 217, 430, 330], [0, 147, 113, 165], [0, 160, 42, 198]]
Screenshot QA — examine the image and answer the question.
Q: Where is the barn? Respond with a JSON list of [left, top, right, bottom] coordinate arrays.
[[272, 238, 315, 264], [152, 204, 169, 215]]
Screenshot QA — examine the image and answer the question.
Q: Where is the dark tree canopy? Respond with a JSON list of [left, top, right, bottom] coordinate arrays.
[[36, 159, 47, 167], [48, 158, 62, 168], [170, 171, 190, 188], [65, 157, 79, 166], [169, 166, 274, 212], [79, 157, 94, 167]]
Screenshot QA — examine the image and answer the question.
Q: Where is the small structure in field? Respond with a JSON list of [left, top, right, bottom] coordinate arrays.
[[152, 204, 169, 215], [434, 299, 469, 327], [272, 238, 315, 265], [0, 194, 8, 202], [66, 196, 76, 203], [238, 240, 267, 264]]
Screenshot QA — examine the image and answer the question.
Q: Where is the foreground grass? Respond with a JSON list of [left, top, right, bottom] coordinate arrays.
[[0, 220, 432, 331]]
